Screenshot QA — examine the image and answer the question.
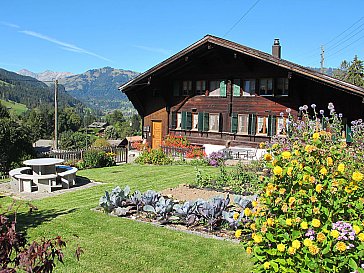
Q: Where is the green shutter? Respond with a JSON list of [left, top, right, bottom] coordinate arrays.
[[248, 114, 256, 135], [219, 113, 223, 132], [203, 113, 209, 131], [267, 115, 277, 136], [271, 116, 277, 136], [186, 112, 192, 130], [171, 111, 177, 129], [231, 113, 238, 133], [198, 112, 204, 132], [220, 80, 226, 97], [346, 124, 353, 143], [173, 81, 180, 96], [181, 111, 187, 130], [233, 80, 240, 97]]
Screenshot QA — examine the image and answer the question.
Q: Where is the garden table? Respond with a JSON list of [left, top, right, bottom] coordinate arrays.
[[23, 158, 64, 176]]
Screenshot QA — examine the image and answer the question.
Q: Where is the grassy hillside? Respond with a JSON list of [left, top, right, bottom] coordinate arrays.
[[0, 99, 28, 115]]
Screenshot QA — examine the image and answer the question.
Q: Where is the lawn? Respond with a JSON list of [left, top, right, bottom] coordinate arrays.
[[0, 99, 28, 116], [0, 164, 253, 273]]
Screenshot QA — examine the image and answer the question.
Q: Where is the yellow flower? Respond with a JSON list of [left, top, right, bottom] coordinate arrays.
[[304, 238, 313, 247], [335, 241, 347, 252], [317, 232, 326, 243], [312, 207, 320, 214], [266, 218, 274, 227], [235, 229, 242, 238], [301, 221, 308, 230], [312, 219, 321, 228], [337, 163, 345, 173], [288, 246, 296, 255], [315, 184, 323, 194], [264, 153, 272, 161], [275, 197, 282, 205], [289, 197, 296, 204], [252, 233, 262, 243], [263, 262, 270, 269], [286, 218, 293, 226], [261, 226, 267, 233], [352, 171, 364, 182], [358, 233, 364, 242], [287, 166, 293, 176], [309, 245, 320, 255], [309, 176, 316, 184], [292, 240, 301, 249], [295, 217, 302, 223], [259, 142, 266, 149], [281, 203, 288, 213], [320, 167, 328, 176], [326, 157, 333, 166], [252, 201, 258, 207], [281, 151, 291, 159], [305, 144, 316, 153], [310, 196, 318, 203], [244, 208, 251, 217], [273, 166, 283, 176], [353, 225, 361, 235], [330, 230, 340, 239], [277, 243, 285, 252], [279, 188, 286, 195], [246, 246, 252, 254], [250, 223, 257, 231], [272, 143, 279, 150], [312, 132, 320, 140], [291, 159, 298, 165], [294, 150, 300, 156]]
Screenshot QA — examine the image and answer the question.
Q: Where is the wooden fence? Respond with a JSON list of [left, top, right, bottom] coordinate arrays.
[[160, 145, 205, 158], [0, 161, 8, 180], [38, 147, 128, 164]]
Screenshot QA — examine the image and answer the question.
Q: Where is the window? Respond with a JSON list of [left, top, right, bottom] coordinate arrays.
[[238, 114, 249, 134], [209, 80, 220, 96], [259, 78, 273, 96], [243, 79, 256, 96], [192, 113, 199, 130], [257, 116, 268, 134], [277, 117, 286, 135], [196, 80, 206, 95], [233, 79, 241, 97], [209, 113, 219, 131], [182, 80, 192, 96], [276, 78, 289, 96], [176, 113, 182, 129]]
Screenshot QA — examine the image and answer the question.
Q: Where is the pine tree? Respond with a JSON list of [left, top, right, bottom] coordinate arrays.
[[347, 55, 364, 87]]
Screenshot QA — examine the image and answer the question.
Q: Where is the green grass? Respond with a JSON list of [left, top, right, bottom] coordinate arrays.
[[0, 164, 252, 273], [0, 99, 28, 116]]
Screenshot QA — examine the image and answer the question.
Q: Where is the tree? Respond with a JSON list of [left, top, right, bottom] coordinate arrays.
[[333, 55, 364, 87], [105, 110, 125, 126], [59, 131, 94, 150], [104, 125, 119, 140]]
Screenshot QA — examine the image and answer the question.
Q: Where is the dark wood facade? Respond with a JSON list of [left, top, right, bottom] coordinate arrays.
[[120, 35, 364, 148]]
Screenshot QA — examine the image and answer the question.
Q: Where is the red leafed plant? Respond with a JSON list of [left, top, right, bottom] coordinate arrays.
[[163, 135, 206, 159], [0, 202, 82, 273]]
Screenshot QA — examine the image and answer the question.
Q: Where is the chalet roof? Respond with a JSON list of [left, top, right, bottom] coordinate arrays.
[[119, 34, 364, 97], [88, 122, 108, 128]]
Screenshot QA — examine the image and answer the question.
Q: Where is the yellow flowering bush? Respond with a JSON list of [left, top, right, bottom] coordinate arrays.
[[243, 105, 364, 272]]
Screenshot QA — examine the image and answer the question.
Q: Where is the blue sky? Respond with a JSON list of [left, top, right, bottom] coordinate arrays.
[[0, 0, 363, 74]]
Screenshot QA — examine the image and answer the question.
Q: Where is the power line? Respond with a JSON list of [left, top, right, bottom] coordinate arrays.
[[324, 16, 364, 46], [223, 0, 262, 37], [325, 21, 364, 52], [326, 34, 364, 59]]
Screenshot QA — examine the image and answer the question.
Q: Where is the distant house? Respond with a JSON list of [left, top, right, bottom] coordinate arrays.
[[106, 139, 124, 148], [33, 139, 53, 153], [120, 136, 143, 149], [88, 122, 108, 129], [119, 35, 364, 148]]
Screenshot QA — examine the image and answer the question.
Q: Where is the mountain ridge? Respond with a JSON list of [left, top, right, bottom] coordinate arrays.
[[18, 69, 74, 82]]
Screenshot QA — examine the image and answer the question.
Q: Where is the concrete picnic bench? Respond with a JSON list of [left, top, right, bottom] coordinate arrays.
[[9, 158, 78, 193]]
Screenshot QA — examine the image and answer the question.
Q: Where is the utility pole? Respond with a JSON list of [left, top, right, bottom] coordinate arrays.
[[54, 79, 58, 150], [320, 45, 325, 73]]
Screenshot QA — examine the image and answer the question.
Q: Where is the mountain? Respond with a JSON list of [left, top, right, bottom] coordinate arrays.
[[58, 66, 139, 111], [18, 69, 74, 82], [0, 68, 80, 109]]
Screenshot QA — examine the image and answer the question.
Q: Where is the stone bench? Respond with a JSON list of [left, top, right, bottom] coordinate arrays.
[[56, 165, 78, 189], [9, 167, 33, 192], [15, 173, 59, 193]]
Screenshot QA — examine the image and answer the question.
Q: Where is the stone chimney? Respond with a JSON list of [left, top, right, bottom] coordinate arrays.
[[272, 38, 281, 58]]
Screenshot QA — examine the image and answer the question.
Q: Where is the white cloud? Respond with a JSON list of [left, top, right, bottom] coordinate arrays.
[[135, 45, 172, 56], [19, 30, 112, 62], [1, 22, 20, 28]]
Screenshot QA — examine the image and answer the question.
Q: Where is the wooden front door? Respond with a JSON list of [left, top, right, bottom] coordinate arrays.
[[152, 121, 162, 149]]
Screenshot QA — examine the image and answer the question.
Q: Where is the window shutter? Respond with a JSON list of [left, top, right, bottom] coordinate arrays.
[[171, 111, 177, 129], [233, 80, 240, 97], [181, 111, 187, 130], [203, 113, 209, 131], [267, 115, 277, 136], [173, 81, 180, 96], [231, 113, 238, 133], [346, 124, 353, 143], [248, 114, 256, 135], [198, 112, 204, 132], [219, 113, 223, 132], [186, 112, 192, 130], [220, 80, 227, 97]]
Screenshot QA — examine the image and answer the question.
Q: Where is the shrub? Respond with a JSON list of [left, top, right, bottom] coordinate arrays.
[[135, 149, 173, 165], [81, 150, 115, 168], [207, 151, 225, 167], [92, 138, 110, 148], [243, 104, 364, 272]]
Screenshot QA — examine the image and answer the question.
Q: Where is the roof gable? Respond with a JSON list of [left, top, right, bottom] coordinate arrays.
[[119, 35, 364, 96]]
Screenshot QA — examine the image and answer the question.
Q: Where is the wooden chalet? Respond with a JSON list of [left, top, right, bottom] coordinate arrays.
[[119, 35, 364, 148]]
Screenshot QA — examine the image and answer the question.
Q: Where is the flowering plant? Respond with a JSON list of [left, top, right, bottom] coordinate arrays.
[[243, 104, 364, 272]]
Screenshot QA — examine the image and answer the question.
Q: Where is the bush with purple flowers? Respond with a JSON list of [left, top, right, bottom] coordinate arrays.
[[242, 103, 364, 272], [207, 151, 225, 167]]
